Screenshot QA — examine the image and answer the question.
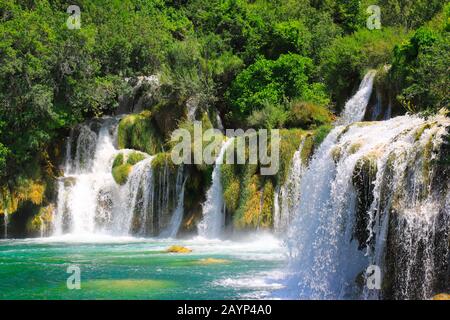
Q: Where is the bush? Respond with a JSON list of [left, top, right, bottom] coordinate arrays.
[[390, 23, 449, 112], [227, 53, 329, 121], [286, 100, 334, 129], [247, 101, 289, 129]]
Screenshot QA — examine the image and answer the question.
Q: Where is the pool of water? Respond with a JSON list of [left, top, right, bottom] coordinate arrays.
[[0, 233, 285, 299]]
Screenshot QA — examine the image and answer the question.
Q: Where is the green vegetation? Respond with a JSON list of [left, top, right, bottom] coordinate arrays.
[[111, 151, 147, 185], [0, 0, 448, 224], [118, 111, 164, 155]]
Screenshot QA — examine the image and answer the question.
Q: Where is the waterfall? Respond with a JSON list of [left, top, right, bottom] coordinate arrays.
[[161, 166, 186, 238], [53, 116, 185, 238], [53, 118, 121, 236], [120, 156, 155, 235], [274, 138, 306, 234], [3, 210, 8, 239], [283, 114, 450, 299], [339, 70, 376, 125], [198, 138, 235, 239]]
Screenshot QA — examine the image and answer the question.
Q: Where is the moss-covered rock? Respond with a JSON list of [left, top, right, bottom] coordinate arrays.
[[112, 164, 132, 185], [313, 124, 333, 148], [277, 129, 308, 186], [111, 151, 148, 185], [118, 111, 164, 155], [433, 293, 450, 300], [0, 180, 46, 215], [195, 258, 230, 265], [26, 204, 54, 236], [166, 245, 192, 253]]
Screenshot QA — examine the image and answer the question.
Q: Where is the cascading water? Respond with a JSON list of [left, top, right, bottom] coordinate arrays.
[[274, 138, 306, 234], [53, 118, 122, 236], [53, 116, 183, 238], [283, 114, 450, 300], [280, 68, 450, 299], [339, 70, 376, 125], [161, 166, 187, 238], [198, 138, 235, 239], [121, 156, 155, 236]]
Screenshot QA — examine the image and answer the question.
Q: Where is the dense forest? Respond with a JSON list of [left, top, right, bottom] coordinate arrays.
[[0, 0, 449, 223]]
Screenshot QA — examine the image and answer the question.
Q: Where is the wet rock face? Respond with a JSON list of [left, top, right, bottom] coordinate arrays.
[[352, 156, 377, 250], [117, 75, 160, 114], [384, 208, 450, 299]]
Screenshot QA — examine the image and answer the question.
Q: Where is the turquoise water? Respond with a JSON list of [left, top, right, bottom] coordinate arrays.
[[0, 234, 284, 300]]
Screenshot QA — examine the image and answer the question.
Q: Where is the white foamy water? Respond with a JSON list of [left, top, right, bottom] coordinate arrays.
[[339, 70, 376, 125], [198, 138, 235, 239], [281, 114, 450, 299]]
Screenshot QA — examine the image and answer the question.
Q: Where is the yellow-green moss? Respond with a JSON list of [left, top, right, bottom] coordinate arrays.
[[331, 146, 342, 162], [234, 174, 261, 229], [112, 153, 124, 168], [301, 133, 315, 164], [111, 151, 149, 185], [260, 179, 274, 228], [27, 204, 54, 234], [414, 123, 432, 141], [112, 164, 132, 185], [277, 129, 306, 186], [348, 142, 362, 154], [313, 124, 333, 147], [151, 152, 176, 172], [1, 179, 46, 215], [118, 110, 163, 155], [127, 152, 146, 165], [221, 163, 241, 212]]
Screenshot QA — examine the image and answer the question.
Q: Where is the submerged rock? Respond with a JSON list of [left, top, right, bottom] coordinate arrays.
[[166, 245, 192, 253], [433, 293, 450, 300]]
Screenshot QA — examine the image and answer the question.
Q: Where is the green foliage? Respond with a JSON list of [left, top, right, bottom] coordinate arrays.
[[1, 0, 448, 194], [390, 21, 449, 112], [333, 0, 363, 33], [314, 124, 333, 147], [375, 0, 445, 30], [117, 111, 163, 155], [247, 101, 289, 129], [320, 27, 408, 110], [286, 100, 334, 129], [227, 53, 329, 122]]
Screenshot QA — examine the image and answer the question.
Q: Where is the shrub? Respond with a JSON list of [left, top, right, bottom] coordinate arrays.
[[286, 100, 333, 129], [227, 53, 328, 121]]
